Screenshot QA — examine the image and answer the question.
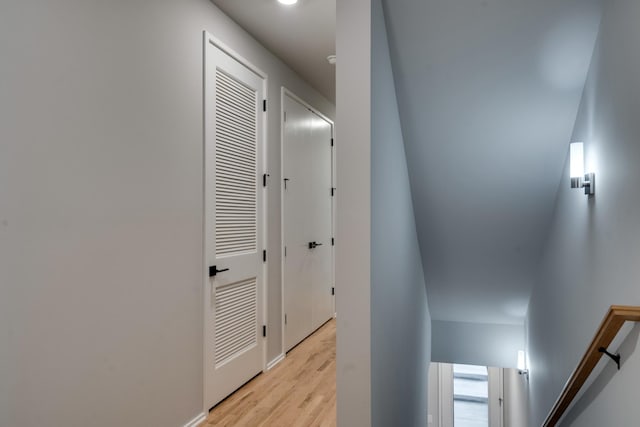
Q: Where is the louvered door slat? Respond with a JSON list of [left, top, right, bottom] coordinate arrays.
[[215, 278, 258, 367], [217, 126, 256, 145], [217, 71, 255, 99], [217, 98, 256, 119], [217, 88, 255, 110], [215, 68, 258, 258], [216, 148, 255, 164], [217, 110, 257, 134], [215, 145, 255, 163], [217, 131, 255, 147]]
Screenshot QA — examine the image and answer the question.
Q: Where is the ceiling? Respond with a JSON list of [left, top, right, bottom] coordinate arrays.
[[382, 0, 601, 324], [211, 0, 336, 103], [213, 0, 603, 326]]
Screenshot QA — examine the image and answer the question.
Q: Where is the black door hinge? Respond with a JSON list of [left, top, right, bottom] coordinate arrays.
[[331, 138, 334, 147], [331, 238, 335, 246], [331, 287, 335, 296], [263, 173, 269, 187], [263, 250, 267, 262], [262, 325, 267, 337], [284, 314, 287, 325], [331, 187, 336, 197], [263, 99, 267, 112], [284, 246, 287, 257]]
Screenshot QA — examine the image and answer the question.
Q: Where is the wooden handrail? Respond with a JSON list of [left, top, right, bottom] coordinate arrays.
[[542, 305, 640, 426]]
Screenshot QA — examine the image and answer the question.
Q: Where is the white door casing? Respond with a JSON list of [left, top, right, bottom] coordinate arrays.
[[282, 90, 334, 352], [440, 363, 454, 427], [204, 33, 267, 411]]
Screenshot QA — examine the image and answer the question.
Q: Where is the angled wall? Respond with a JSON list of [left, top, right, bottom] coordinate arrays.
[[370, 0, 431, 426], [527, 0, 640, 424], [336, 0, 431, 425], [336, 0, 372, 424]]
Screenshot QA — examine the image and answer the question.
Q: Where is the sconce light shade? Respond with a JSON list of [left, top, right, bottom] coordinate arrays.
[[569, 142, 595, 195], [517, 350, 529, 380], [570, 142, 585, 179], [517, 350, 526, 371]]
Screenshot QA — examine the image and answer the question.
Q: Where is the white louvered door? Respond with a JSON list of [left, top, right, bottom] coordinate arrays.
[[204, 37, 265, 411]]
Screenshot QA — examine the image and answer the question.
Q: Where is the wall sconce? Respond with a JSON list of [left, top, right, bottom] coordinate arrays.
[[570, 142, 595, 195], [517, 350, 529, 380]]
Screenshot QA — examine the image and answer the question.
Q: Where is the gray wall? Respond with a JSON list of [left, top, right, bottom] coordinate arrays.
[[432, 320, 524, 369], [527, 0, 640, 424], [335, 0, 372, 424], [370, 0, 431, 426], [0, 1, 333, 425]]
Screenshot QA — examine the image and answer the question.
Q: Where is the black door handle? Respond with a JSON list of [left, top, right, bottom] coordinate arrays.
[[308, 241, 323, 249], [209, 265, 229, 277]]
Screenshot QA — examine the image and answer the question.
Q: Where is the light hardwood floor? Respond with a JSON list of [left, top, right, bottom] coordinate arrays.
[[204, 319, 336, 427]]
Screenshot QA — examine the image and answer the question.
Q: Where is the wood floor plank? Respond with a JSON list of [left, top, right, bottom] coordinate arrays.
[[205, 320, 336, 427]]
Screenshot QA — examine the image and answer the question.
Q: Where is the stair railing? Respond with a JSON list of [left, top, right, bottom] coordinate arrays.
[[542, 305, 640, 426]]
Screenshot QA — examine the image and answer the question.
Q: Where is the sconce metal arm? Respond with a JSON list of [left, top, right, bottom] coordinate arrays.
[[571, 173, 595, 195]]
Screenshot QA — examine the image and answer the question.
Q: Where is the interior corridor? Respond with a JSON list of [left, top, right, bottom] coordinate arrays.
[[205, 320, 336, 426]]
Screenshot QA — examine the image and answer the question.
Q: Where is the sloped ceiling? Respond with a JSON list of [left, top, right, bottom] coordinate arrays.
[[382, 0, 602, 324], [212, 0, 602, 326]]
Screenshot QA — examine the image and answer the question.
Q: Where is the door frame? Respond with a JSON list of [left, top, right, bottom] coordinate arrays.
[[487, 367, 504, 427], [436, 363, 504, 427], [202, 31, 269, 412], [279, 87, 335, 358]]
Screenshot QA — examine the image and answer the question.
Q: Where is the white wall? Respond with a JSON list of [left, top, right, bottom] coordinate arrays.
[[370, 0, 431, 425], [527, 0, 640, 425], [432, 320, 524, 369], [335, 0, 372, 425], [336, 0, 432, 424], [0, 1, 333, 425]]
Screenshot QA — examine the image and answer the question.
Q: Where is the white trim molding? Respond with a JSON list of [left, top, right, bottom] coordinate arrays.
[[266, 353, 286, 371], [183, 412, 206, 427]]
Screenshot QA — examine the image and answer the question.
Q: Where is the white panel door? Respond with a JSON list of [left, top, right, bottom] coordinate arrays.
[[283, 97, 313, 351], [204, 38, 265, 410], [307, 107, 334, 331], [283, 93, 333, 352]]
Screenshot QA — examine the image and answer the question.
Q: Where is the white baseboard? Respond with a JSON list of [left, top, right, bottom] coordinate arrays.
[[183, 412, 206, 427], [266, 353, 285, 370]]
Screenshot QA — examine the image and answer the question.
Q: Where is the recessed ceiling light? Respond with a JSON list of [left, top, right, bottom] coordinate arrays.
[[278, 0, 298, 5]]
